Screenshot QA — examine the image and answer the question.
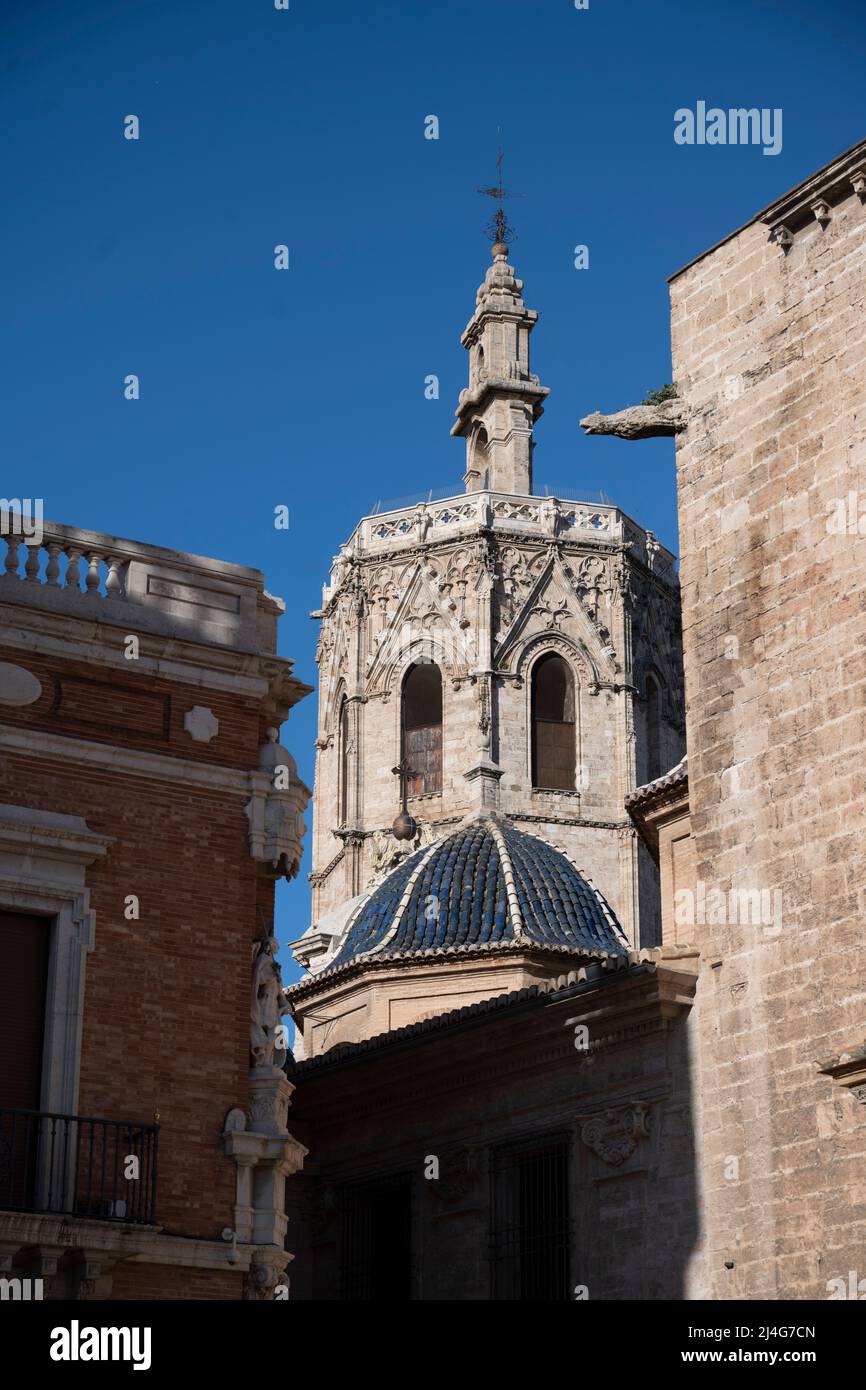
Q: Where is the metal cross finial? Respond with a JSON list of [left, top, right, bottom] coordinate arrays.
[[391, 757, 419, 841], [391, 757, 416, 814], [477, 141, 523, 245]]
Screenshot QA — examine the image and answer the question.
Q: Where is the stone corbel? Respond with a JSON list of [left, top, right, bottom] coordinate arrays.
[[223, 1072, 308, 1300], [64, 1250, 120, 1300], [811, 198, 832, 225], [580, 399, 689, 440], [769, 223, 794, 251], [245, 1252, 293, 1301], [851, 169, 866, 201]]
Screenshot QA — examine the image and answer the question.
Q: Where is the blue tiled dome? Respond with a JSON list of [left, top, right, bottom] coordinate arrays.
[[328, 816, 628, 970]]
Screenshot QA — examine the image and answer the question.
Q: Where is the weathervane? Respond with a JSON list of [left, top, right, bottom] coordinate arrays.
[[478, 142, 523, 247]]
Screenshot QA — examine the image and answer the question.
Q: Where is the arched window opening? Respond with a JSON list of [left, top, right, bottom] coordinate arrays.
[[339, 697, 350, 824], [471, 427, 489, 489], [646, 674, 662, 783], [402, 663, 442, 797], [531, 653, 576, 790]]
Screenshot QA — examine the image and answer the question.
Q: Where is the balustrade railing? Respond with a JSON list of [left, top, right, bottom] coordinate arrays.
[[1, 527, 128, 599], [352, 489, 627, 554], [0, 1107, 159, 1224]]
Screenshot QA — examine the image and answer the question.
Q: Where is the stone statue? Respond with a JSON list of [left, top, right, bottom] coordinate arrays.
[[250, 935, 289, 1069], [412, 506, 431, 543]]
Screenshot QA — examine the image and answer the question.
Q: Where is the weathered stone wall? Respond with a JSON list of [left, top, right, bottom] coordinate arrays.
[[670, 161, 866, 1299], [287, 955, 700, 1301]]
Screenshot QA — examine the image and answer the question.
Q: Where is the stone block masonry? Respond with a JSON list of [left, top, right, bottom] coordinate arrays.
[[669, 137, 866, 1300]]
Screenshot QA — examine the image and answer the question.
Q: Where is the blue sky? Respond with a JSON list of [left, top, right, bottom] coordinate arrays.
[[3, 0, 864, 964]]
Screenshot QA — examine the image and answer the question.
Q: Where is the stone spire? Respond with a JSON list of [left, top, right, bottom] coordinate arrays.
[[451, 242, 550, 495]]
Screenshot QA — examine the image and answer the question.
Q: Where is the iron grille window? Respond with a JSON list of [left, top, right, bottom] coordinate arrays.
[[490, 1131, 571, 1300], [339, 1172, 412, 1300]]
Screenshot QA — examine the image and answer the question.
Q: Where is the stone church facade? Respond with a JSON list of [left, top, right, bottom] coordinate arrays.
[[2, 133, 863, 1304], [295, 241, 684, 1001], [286, 137, 866, 1302], [283, 236, 697, 1300]]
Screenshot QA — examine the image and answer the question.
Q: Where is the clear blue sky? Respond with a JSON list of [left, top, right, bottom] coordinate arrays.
[[3, 0, 864, 966]]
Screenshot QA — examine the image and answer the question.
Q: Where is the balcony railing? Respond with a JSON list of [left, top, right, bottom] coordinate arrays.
[[0, 1108, 159, 1225]]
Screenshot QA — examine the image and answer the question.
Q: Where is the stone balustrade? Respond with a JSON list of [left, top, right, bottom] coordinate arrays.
[[3, 523, 128, 597], [330, 491, 677, 587], [0, 519, 283, 653]]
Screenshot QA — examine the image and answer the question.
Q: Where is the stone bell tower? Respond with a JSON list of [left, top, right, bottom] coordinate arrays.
[[451, 239, 550, 494], [293, 227, 685, 974]]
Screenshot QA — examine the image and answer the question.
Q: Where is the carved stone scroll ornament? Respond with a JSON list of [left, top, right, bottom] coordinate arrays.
[[426, 1147, 481, 1204], [579, 1102, 652, 1166], [365, 822, 435, 889]]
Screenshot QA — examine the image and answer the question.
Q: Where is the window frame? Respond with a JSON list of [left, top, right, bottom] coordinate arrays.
[[530, 651, 577, 792]]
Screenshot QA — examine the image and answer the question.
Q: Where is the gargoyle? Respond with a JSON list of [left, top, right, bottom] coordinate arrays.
[[580, 399, 689, 440]]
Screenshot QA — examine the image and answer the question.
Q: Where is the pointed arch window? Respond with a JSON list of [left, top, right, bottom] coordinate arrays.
[[470, 426, 490, 489], [645, 674, 663, 783], [339, 697, 350, 824], [531, 653, 576, 790], [402, 663, 442, 797]]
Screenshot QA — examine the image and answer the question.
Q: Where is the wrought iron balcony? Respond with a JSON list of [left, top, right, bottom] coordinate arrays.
[[0, 1108, 158, 1225]]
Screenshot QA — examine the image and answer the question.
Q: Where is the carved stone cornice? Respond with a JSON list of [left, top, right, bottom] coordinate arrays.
[[817, 1040, 866, 1105], [760, 138, 866, 244]]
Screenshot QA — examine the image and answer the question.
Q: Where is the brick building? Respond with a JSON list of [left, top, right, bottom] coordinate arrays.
[[0, 521, 310, 1299]]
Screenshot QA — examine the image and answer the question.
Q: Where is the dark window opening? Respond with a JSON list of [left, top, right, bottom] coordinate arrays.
[[339, 697, 350, 824], [531, 653, 576, 790], [0, 910, 50, 1210], [0, 911, 49, 1113], [339, 1172, 412, 1300], [490, 1131, 571, 1300], [646, 674, 662, 783], [470, 426, 489, 487], [402, 663, 442, 797]]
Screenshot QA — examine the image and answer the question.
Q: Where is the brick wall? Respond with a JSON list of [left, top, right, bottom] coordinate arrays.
[[0, 647, 266, 1246]]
